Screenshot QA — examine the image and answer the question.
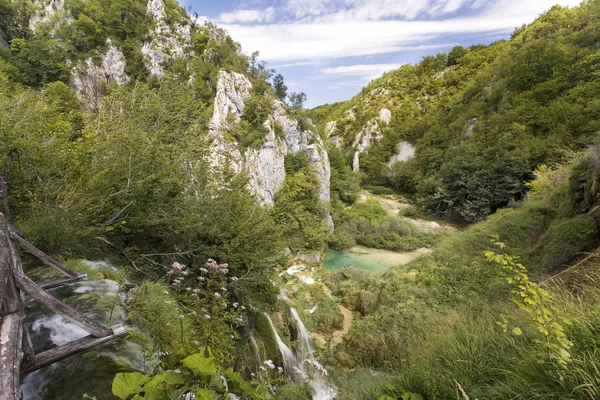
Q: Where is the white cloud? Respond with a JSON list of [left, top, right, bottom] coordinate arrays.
[[321, 63, 403, 78], [221, 0, 580, 62], [272, 60, 325, 68], [218, 7, 276, 24]]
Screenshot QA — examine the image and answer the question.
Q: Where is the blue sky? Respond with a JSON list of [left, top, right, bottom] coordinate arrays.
[[180, 0, 582, 108]]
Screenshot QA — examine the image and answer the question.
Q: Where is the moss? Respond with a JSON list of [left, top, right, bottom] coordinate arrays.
[[254, 313, 283, 366], [531, 214, 599, 274]]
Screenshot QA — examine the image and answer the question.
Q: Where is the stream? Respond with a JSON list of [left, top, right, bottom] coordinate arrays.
[[19, 263, 151, 400]]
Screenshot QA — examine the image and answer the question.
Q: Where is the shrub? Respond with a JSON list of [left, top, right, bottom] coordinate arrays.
[[369, 186, 395, 196], [309, 297, 344, 335]]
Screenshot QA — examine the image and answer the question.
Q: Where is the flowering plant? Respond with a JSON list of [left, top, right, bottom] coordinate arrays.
[[166, 259, 246, 363]]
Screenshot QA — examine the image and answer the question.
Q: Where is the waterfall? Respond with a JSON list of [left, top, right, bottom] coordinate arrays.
[[263, 313, 298, 374], [289, 308, 336, 400], [250, 335, 263, 372], [263, 310, 336, 400], [290, 307, 315, 362], [20, 265, 153, 400]]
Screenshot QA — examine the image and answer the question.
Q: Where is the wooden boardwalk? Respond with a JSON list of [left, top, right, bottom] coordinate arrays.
[[0, 214, 126, 399]]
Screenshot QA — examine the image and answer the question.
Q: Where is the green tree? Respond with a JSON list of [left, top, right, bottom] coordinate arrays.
[[288, 92, 307, 108], [272, 73, 287, 100]]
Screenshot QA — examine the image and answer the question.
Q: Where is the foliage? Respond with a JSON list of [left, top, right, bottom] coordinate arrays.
[[330, 199, 435, 252], [111, 353, 259, 399], [273, 165, 328, 252], [486, 239, 573, 369], [308, 297, 344, 335], [314, 1, 600, 221], [3, 38, 70, 86], [288, 92, 307, 109], [272, 73, 287, 100]]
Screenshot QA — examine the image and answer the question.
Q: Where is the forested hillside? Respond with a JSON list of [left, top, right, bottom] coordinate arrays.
[[2, 0, 600, 399], [314, 1, 600, 223]]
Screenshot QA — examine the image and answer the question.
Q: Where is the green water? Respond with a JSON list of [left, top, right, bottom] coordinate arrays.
[[324, 246, 418, 272]]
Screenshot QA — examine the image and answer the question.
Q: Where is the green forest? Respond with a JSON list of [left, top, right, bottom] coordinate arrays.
[[1, 0, 600, 399]]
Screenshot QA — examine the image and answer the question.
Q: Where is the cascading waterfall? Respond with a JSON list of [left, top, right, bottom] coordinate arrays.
[[263, 306, 335, 400], [264, 313, 298, 374], [290, 307, 315, 362], [289, 308, 336, 400], [250, 335, 264, 372]]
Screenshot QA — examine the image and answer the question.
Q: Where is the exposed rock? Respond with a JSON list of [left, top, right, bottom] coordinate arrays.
[[29, 0, 70, 33], [387, 141, 416, 166], [208, 71, 333, 227], [293, 251, 322, 265], [325, 121, 337, 135], [463, 118, 478, 137], [102, 40, 131, 85], [352, 119, 382, 172], [142, 0, 191, 77], [379, 108, 392, 124], [329, 136, 342, 148], [209, 70, 252, 134], [71, 41, 130, 109]]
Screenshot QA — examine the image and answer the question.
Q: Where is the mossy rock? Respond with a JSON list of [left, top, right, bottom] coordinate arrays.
[[254, 313, 283, 366], [531, 214, 599, 273]]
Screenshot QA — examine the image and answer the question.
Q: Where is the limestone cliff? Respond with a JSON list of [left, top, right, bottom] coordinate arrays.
[[208, 71, 333, 226], [142, 0, 191, 78]]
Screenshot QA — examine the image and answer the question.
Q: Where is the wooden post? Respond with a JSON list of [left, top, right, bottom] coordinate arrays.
[[0, 312, 25, 400]]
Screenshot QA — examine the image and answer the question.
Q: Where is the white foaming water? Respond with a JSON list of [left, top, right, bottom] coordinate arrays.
[[264, 309, 336, 400], [32, 315, 89, 346], [289, 308, 336, 400], [290, 308, 315, 362], [74, 279, 120, 294], [250, 335, 263, 371], [81, 259, 118, 271], [263, 313, 297, 373]]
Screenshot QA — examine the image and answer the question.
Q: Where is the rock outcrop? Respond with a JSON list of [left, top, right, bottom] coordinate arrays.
[[29, 0, 70, 34], [352, 120, 382, 172], [71, 40, 130, 108], [208, 71, 333, 226], [387, 141, 416, 166], [142, 0, 190, 77]]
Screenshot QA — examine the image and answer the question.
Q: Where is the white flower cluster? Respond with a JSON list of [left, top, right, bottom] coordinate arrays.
[[303, 359, 328, 376]]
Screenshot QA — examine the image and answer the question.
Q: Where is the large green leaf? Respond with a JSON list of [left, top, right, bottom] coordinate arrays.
[[146, 371, 186, 389], [182, 354, 218, 380], [194, 388, 217, 400], [112, 372, 151, 400], [224, 367, 255, 395]]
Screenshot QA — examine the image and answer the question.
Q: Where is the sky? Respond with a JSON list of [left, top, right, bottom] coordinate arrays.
[[179, 0, 583, 108]]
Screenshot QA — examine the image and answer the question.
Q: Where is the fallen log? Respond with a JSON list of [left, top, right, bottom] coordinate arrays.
[[38, 274, 87, 290], [9, 226, 79, 278], [21, 324, 127, 374], [0, 312, 25, 400]]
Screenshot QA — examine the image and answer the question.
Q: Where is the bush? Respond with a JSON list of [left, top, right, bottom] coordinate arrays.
[[531, 214, 599, 274], [309, 297, 344, 335], [369, 186, 395, 196]]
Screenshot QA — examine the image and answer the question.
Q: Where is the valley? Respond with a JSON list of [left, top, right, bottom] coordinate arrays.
[[1, 0, 600, 399]]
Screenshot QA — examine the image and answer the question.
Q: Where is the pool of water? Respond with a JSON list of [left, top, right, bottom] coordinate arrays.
[[324, 246, 429, 272]]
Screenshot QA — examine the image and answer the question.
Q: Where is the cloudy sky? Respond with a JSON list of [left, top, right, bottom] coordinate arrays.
[[180, 0, 582, 108]]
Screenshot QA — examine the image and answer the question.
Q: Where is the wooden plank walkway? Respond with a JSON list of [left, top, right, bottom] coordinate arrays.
[[0, 213, 126, 400]]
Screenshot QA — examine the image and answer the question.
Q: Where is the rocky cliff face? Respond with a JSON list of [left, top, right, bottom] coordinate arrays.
[[142, 0, 191, 77], [72, 39, 130, 108], [209, 71, 333, 226]]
